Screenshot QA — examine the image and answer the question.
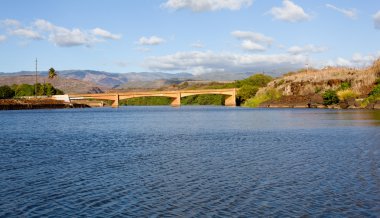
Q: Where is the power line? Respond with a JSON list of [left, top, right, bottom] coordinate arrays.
[[35, 58, 38, 98]]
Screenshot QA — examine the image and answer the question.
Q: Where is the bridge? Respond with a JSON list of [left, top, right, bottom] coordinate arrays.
[[66, 89, 237, 107]]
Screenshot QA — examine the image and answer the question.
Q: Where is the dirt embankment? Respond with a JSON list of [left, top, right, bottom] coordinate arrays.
[[0, 99, 90, 110]]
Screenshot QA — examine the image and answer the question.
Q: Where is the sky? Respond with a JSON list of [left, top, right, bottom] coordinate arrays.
[[0, 0, 380, 74]]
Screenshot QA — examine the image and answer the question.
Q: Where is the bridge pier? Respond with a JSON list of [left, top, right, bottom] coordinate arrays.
[[171, 93, 181, 107], [112, 94, 119, 108], [224, 89, 237, 107]]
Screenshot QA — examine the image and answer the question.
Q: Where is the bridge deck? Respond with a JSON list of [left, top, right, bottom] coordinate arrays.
[[67, 88, 237, 107]]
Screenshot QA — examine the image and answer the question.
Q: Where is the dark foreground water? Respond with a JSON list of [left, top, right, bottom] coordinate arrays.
[[1, 107, 379, 217]]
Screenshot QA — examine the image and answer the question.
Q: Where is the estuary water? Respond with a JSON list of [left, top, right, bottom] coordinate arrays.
[[0, 107, 379, 217]]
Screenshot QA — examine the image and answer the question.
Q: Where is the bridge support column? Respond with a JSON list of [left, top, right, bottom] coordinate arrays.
[[224, 89, 236, 107], [112, 94, 119, 108], [171, 92, 181, 107]]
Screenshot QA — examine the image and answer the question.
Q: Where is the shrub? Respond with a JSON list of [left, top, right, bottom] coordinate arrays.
[[0, 85, 15, 99], [336, 89, 357, 101], [339, 81, 351, 90], [243, 88, 281, 107], [369, 84, 380, 97], [322, 90, 339, 105]]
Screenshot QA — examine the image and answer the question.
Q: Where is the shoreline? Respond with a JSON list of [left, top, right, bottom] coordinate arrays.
[[0, 99, 90, 110]]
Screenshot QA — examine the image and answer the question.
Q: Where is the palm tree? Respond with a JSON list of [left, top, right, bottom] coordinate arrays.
[[48, 67, 57, 79], [48, 67, 58, 88]]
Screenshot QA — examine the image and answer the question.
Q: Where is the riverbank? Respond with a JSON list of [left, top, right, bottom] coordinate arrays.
[[257, 95, 380, 109], [0, 99, 90, 110]]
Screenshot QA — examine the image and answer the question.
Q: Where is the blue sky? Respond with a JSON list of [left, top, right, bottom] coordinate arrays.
[[0, 0, 380, 74]]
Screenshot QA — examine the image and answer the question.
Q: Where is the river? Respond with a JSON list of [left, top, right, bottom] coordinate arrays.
[[1, 107, 379, 217]]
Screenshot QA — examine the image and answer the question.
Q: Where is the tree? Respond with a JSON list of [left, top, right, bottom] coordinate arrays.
[[237, 85, 259, 102], [15, 84, 35, 97], [238, 74, 272, 87], [48, 67, 57, 79], [0, 85, 15, 99]]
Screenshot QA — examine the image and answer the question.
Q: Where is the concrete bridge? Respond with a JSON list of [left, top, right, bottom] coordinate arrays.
[[67, 89, 237, 107]]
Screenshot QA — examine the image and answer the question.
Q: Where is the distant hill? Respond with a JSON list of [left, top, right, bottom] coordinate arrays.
[[0, 75, 107, 94]]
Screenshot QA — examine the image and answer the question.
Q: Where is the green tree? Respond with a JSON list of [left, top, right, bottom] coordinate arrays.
[[237, 85, 259, 102], [238, 74, 272, 87], [0, 85, 15, 99]]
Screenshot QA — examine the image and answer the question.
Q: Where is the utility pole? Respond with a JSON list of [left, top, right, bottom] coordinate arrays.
[[35, 58, 38, 98]]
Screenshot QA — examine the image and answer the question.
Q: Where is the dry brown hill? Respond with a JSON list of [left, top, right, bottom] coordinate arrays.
[[0, 75, 108, 94]]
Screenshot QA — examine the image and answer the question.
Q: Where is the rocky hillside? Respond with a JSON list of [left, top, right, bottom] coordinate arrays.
[[253, 59, 380, 109], [269, 59, 380, 97]]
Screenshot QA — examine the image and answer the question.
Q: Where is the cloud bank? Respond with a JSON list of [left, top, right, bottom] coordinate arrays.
[[144, 51, 307, 74]]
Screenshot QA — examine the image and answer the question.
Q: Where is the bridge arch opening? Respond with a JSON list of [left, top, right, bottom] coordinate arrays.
[[181, 94, 227, 106], [119, 96, 173, 106]]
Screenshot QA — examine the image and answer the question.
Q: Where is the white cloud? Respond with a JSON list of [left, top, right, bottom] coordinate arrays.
[[326, 4, 357, 19], [1, 19, 21, 27], [0, 18, 121, 47], [374, 11, 380, 29], [138, 36, 165, 46], [34, 19, 94, 46], [51, 28, 96, 47], [232, 30, 273, 52], [92, 28, 121, 40], [241, 40, 266, 51], [162, 0, 253, 12], [9, 28, 43, 40], [231, 30, 273, 44], [144, 51, 307, 74], [269, 0, 310, 22], [33, 19, 120, 47], [287, 44, 328, 54], [0, 35, 6, 42], [34, 19, 56, 31]]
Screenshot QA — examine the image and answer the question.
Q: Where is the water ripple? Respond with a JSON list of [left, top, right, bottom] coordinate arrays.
[[0, 107, 379, 217]]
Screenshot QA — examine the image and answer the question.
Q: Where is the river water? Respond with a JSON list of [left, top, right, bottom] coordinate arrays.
[[1, 107, 379, 217]]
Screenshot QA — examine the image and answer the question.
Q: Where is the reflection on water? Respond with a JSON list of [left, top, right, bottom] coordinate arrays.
[[0, 107, 379, 217]]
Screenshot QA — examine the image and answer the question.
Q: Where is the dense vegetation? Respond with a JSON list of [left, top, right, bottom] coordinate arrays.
[[244, 88, 282, 107], [0, 83, 64, 99], [0, 85, 15, 99]]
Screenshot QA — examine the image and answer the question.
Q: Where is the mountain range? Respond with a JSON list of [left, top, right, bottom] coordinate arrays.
[[0, 70, 254, 93]]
